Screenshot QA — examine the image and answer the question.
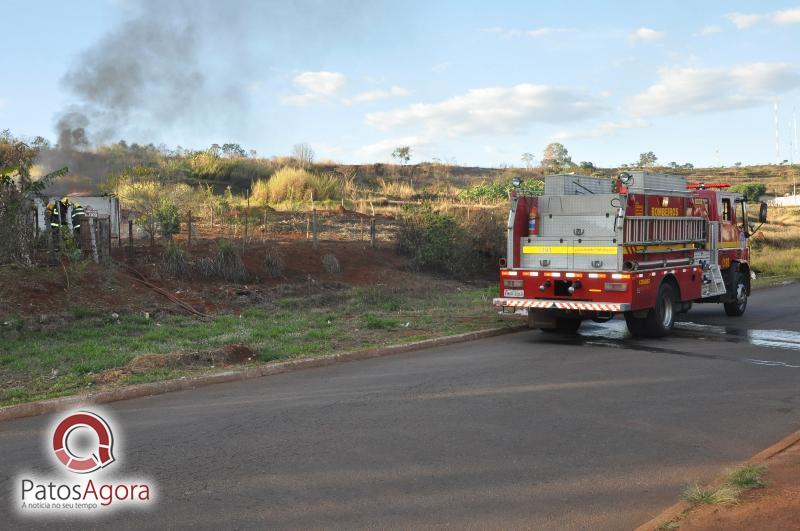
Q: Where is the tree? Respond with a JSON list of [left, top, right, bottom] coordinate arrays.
[[521, 152, 536, 169], [292, 143, 315, 167], [579, 161, 595, 170], [221, 143, 246, 158], [638, 151, 658, 167], [392, 146, 412, 165], [542, 143, 572, 170]]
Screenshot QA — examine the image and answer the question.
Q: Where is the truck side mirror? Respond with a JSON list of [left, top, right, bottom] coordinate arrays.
[[758, 202, 768, 224]]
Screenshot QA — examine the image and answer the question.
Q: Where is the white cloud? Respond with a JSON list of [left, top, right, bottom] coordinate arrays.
[[552, 119, 649, 141], [725, 13, 763, 29], [280, 71, 347, 106], [482, 27, 570, 38], [773, 7, 800, 24], [342, 86, 411, 105], [726, 8, 800, 28], [365, 84, 601, 137], [629, 27, 665, 43], [696, 25, 722, 36], [631, 63, 800, 116]]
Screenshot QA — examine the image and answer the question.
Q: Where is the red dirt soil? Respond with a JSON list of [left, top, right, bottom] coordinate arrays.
[[0, 239, 417, 318], [672, 443, 800, 530]]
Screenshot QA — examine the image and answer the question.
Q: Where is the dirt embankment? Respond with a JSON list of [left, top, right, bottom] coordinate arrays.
[[0, 239, 415, 321]]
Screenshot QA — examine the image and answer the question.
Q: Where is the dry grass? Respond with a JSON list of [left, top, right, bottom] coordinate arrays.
[[682, 484, 739, 505], [377, 178, 416, 200], [750, 206, 800, 278]]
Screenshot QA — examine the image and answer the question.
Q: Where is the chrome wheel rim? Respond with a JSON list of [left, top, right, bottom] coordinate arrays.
[[662, 294, 673, 328], [736, 281, 747, 310]]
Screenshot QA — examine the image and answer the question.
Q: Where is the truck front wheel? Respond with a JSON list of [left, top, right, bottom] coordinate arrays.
[[724, 270, 748, 316]]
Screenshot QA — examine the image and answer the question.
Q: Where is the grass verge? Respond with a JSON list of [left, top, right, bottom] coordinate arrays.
[[0, 283, 505, 407]]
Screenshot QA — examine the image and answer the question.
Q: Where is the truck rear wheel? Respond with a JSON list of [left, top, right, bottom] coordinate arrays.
[[644, 282, 677, 337], [541, 317, 581, 334], [625, 282, 677, 338], [724, 270, 748, 316]]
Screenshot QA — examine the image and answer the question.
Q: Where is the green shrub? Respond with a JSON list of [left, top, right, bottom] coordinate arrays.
[[397, 204, 505, 280], [308, 173, 342, 201], [727, 464, 766, 489], [457, 178, 543, 203], [160, 241, 192, 279], [731, 182, 767, 201], [263, 244, 285, 278], [397, 204, 465, 277], [213, 240, 248, 282], [156, 199, 181, 239]]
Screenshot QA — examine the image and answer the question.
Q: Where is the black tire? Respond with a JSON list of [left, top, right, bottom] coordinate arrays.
[[724, 270, 748, 316], [541, 317, 581, 334], [644, 282, 677, 337], [624, 312, 647, 337]]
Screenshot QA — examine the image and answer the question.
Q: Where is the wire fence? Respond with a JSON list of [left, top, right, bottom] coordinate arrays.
[[120, 209, 400, 249]]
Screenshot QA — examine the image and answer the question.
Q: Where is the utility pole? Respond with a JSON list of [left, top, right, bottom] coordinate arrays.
[[774, 98, 781, 165]]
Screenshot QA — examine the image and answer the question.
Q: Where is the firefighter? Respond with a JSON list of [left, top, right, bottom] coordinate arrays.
[[71, 201, 85, 240], [46, 200, 61, 248], [58, 197, 71, 228], [46, 201, 60, 228]]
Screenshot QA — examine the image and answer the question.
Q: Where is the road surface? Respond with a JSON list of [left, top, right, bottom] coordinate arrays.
[[3, 283, 800, 529]]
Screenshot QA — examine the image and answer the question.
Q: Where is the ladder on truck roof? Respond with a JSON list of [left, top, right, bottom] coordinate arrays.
[[624, 216, 707, 248]]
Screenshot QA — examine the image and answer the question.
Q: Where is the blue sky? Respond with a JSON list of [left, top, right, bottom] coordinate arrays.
[[1, 0, 800, 167]]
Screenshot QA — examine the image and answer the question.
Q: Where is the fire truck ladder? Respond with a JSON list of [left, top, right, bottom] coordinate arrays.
[[624, 216, 707, 249]]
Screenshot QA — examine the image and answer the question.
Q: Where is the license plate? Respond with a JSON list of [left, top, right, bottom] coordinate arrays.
[[503, 289, 524, 298]]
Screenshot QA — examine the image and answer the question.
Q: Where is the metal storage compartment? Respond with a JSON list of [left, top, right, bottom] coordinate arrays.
[[544, 174, 614, 195]]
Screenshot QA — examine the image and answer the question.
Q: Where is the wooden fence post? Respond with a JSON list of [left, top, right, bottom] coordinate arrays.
[[312, 208, 318, 249], [370, 217, 376, 248], [187, 210, 192, 248], [245, 195, 250, 245], [88, 218, 99, 264]]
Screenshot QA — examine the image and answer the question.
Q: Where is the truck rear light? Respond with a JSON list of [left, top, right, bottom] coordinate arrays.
[[504, 279, 523, 288], [501, 270, 518, 276], [587, 273, 607, 279], [545, 272, 561, 277], [523, 271, 539, 277], [604, 282, 628, 292], [611, 273, 630, 279], [565, 272, 583, 278]]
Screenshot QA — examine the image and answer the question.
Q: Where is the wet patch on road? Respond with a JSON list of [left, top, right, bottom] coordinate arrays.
[[529, 318, 800, 368]]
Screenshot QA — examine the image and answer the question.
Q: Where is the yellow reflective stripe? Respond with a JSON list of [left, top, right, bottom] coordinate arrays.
[[718, 241, 740, 248], [522, 245, 618, 255]]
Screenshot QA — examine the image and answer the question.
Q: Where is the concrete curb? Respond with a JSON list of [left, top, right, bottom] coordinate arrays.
[[635, 428, 800, 530], [0, 324, 528, 423]]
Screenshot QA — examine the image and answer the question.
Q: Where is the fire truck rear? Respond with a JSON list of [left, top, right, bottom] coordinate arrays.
[[493, 172, 769, 337]]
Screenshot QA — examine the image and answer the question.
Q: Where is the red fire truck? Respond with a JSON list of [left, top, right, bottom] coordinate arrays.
[[493, 172, 768, 337]]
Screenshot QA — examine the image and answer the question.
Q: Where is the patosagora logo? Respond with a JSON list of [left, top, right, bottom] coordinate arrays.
[[15, 408, 155, 517], [52, 411, 115, 474]]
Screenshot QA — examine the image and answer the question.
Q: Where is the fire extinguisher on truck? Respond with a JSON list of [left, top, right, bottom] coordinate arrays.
[[493, 172, 769, 337]]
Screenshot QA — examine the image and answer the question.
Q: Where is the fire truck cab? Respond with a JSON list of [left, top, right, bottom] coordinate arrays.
[[493, 172, 768, 337]]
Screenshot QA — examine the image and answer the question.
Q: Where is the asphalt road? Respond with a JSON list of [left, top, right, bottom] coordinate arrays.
[[3, 283, 800, 530]]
